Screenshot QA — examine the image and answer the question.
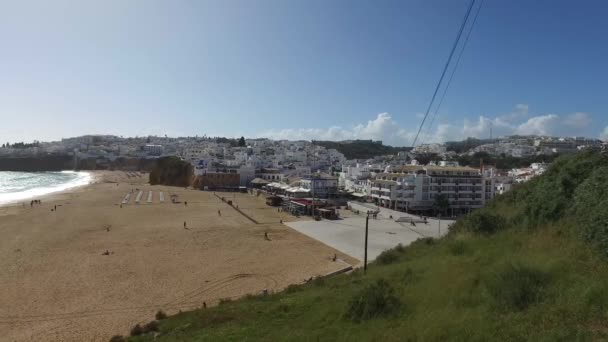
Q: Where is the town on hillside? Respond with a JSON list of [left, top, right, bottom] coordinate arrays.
[[1, 134, 606, 218]]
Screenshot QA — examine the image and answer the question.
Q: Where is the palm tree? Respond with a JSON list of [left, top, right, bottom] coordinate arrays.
[[433, 194, 450, 217]]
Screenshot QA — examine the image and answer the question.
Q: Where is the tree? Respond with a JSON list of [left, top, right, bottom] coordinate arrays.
[[238, 136, 246, 147], [433, 194, 450, 217], [414, 153, 439, 165]]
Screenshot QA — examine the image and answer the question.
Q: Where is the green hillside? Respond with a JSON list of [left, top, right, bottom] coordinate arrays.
[[312, 140, 411, 159], [120, 151, 608, 341]]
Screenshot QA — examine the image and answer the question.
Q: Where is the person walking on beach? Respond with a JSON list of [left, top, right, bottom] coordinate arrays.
[[184, 221, 187, 229], [184, 201, 188, 207], [218, 210, 221, 216]]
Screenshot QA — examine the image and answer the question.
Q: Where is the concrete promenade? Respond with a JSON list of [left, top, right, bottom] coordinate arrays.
[[286, 209, 455, 262]]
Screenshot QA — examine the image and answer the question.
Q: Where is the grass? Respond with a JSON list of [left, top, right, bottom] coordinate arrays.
[[123, 152, 608, 341], [124, 224, 608, 342]]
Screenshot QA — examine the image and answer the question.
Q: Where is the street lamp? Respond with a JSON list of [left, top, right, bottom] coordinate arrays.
[[364, 212, 370, 273], [438, 214, 441, 238]]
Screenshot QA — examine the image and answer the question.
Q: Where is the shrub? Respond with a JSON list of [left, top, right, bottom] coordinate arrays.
[[155, 310, 167, 320], [583, 284, 608, 314], [486, 263, 550, 311], [312, 276, 325, 287], [219, 297, 233, 305], [449, 240, 468, 256], [401, 267, 415, 284], [410, 237, 435, 247], [109, 336, 126, 342], [130, 324, 144, 336], [376, 248, 400, 265], [346, 278, 401, 322], [144, 320, 159, 332], [466, 211, 506, 235], [285, 284, 302, 293], [394, 243, 406, 253], [570, 166, 608, 257]]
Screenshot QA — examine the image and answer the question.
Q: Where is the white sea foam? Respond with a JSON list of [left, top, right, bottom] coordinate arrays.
[[0, 171, 91, 205]]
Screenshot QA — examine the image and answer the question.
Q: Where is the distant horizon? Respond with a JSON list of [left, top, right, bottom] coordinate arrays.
[[3, 132, 605, 149]]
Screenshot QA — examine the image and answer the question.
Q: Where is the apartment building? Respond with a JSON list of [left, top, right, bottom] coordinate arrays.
[[300, 175, 338, 199], [369, 165, 494, 215]]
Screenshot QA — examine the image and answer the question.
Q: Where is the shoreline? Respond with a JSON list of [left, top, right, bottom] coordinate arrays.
[[0, 170, 99, 208]]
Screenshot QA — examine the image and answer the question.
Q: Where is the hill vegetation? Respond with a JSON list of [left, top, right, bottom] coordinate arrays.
[[149, 156, 193, 187], [445, 137, 496, 153], [123, 151, 608, 341], [313, 140, 411, 159]]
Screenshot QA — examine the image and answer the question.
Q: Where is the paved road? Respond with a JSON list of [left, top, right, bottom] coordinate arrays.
[[286, 211, 454, 262]]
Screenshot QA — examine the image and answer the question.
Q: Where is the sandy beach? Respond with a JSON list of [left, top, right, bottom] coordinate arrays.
[[0, 171, 356, 342]]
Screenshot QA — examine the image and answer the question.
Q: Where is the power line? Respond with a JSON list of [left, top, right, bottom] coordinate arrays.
[[410, 0, 476, 148], [421, 0, 484, 145]]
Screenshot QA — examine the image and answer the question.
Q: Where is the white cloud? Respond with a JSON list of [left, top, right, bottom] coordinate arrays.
[[462, 116, 515, 139], [600, 126, 608, 141], [499, 103, 529, 123], [515, 114, 559, 135], [261, 113, 415, 146], [563, 112, 591, 129], [260, 105, 595, 146]]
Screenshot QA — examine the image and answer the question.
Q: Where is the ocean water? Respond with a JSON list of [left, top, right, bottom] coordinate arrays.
[[0, 171, 91, 205]]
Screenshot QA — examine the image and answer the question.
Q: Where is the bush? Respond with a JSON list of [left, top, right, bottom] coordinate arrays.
[[109, 336, 126, 342], [570, 166, 608, 257], [376, 248, 400, 265], [583, 284, 608, 314], [346, 278, 401, 322], [466, 211, 506, 235], [449, 240, 468, 256], [285, 284, 302, 293], [487, 263, 550, 311], [312, 276, 325, 287], [394, 243, 406, 253], [219, 297, 233, 305], [410, 237, 435, 247], [130, 324, 144, 336], [155, 310, 167, 320], [401, 267, 415, 284], [144, 320, 159, 332]]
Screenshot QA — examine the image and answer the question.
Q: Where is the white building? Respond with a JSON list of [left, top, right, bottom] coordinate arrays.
[[300, 176, 338, 198], [369, 165, 495, 215]]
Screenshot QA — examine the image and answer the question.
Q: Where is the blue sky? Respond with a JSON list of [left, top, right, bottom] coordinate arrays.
[[1, 0, 607, 146]]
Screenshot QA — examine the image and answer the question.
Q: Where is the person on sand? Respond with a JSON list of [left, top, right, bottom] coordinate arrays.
[[54, 205, 57, 211], [184, 221, 187, 229], [203, 302, 207, 309], [264, 232, 269, 240], [332, 253, 337, 262], [184, 201, 188, 207], [218, 210, 221, 216]]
